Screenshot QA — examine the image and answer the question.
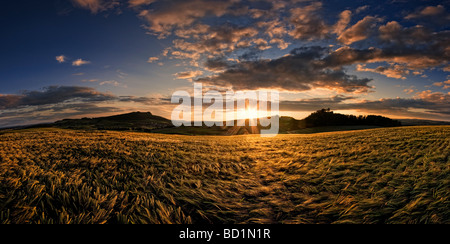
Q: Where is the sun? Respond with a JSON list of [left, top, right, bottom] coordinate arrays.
[[245, 108, 260, 120]]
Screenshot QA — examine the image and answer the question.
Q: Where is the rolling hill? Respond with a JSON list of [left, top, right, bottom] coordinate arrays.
[[6, 109, 449, 135], [53, 112, 173, 131], [46, 109, 404, 135]]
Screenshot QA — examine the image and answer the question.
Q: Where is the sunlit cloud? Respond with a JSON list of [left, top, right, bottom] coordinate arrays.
[[72, 59, 91, 66], [175, 70, 204, 80], [71, 0, 120, 14], [433, 79, 450, 90], [99, 80, 128, 88], [337, 16, 382, 45], [128, 0, 156, 8], [356, 64, 409, 80], [56, 55, 67, 63], [405, 5, 446, 19], [147, 57, 159, 63]]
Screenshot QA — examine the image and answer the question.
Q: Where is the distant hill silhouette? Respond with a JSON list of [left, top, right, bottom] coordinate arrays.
[[54, 112, 173, 132], [5, 109, 413, 135], [153, 109, 402, 135]]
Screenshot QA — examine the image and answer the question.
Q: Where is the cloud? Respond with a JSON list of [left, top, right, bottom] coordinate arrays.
[[288, 6, 365, 42], [137, 0, 236, 37], [171, 24, 259, 57], [323, 37, 449, 72], [72, 59, 91, 66], [56, 55, 67, 63], [405, 5, 447, 19], [197, 29, 448, 92], [289, 2, 329, 40], [0, 86, 116, 110], [332, 10, 352, 35], [68, 0, 448, 78], [404, 88, 416, 95], [405, 5, 450, 26], [128, 0, 156, 8], [378, 21, 432, 45], [355, 5, 370, 14], [81, 79, 99, 82], [99, 80, 128, 88], [433, 79, 450, 89], [197, 46, 373, 93], [356, 64, 410, 80], [71, 0, 120, 14], [337, 16, 381, 45], [163, 23, 272, 65], [204, 57, 231, 71], [269, 38, 290, 50], [415, 90, 450, 103], [256, 18, 288, 39], [175, 70, 204, 80], [147, 57, 159, 63], [117, 95, 170, 106]]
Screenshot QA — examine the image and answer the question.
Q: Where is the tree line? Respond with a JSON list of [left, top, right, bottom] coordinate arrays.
[[300, 109, 402, 128]]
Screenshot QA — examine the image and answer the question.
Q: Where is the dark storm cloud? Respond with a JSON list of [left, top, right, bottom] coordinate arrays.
[[323, 33, 450, 71], [0, 86, 116, 110], [0, 86, 167, 111], [198, 46, 373, 92], [204, 57, 231, 71]]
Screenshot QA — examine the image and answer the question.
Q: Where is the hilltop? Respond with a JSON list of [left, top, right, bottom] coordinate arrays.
[[53, 112, 173, 132]]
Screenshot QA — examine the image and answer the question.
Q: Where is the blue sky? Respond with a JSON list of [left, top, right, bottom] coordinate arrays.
[[0, 0, 449, 127]]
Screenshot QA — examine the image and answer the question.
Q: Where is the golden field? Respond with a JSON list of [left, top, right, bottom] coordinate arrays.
[[0, 126, 449, 224]]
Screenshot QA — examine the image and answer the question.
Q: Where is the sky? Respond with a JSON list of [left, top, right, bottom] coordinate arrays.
[[0, 0, 449, 127]]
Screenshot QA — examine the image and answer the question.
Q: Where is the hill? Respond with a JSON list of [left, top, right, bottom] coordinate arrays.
[[46, 109, 402, 135], [53, 112, 173, 131], [8, 110, 443, 135], [52, 112, 265, 135], [0, 126, 448, 224]]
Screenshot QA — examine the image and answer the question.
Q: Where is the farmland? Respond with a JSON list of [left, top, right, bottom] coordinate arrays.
[[0, 126, 449, 224]]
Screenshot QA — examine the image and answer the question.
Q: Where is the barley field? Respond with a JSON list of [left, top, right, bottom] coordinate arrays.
[[0, 126, 449, 224]]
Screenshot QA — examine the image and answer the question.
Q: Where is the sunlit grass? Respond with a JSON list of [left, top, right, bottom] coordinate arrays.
[[0, 126, 449, 224]]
